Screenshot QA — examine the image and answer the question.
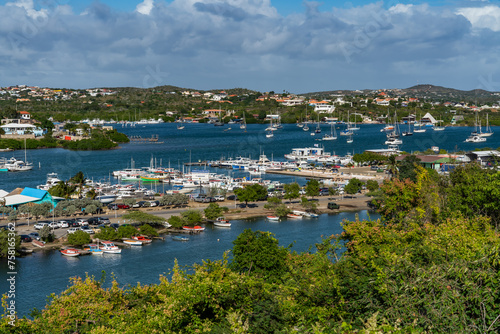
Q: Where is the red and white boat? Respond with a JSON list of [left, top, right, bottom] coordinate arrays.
[[99, 241, 121, 254], [182, 225, 206, 231], [267, 215, 280, 222], [132, 235, 152, 244], [214, 217, 231, 227], [122, 238, 143, 246], [61, 248, 80, 257], [286, 213, 302, 219]]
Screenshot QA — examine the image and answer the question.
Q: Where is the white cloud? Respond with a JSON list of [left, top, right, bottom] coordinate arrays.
[[457, 5, 500, 31], [136, 0, 154, 15], [6, 0, 48, 19]]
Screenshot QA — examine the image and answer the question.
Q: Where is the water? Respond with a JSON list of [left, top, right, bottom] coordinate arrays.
[[1, 123, 498, 191], [1, 211, 378, 317], [0, 122, 494, 317]]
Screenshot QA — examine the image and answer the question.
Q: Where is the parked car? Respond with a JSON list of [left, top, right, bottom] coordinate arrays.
[[76, 218, 89, 226], [29, 232, 40, 241], [34, 222, 49, 230], [108, 204, 119, 210], [327, 202, 340, 210], [193, 195, 210, 203], [67, 220, 80, 227], [117, 204, 130, 209], [80, 226, 94, 234], [58, 220, 69, 228], [214, 195, 225, 201], [148, 201, 158, 207], [67, 227, 81, 234], [132, 201, 143, 208], [20, 235, 32, 243], [226, 195, 238, 201]]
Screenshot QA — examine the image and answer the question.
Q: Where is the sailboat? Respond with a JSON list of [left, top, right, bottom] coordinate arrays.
[[348, 112, 360, 131], [297, 113, 304, 128], [240, 112, 247, 130], [314, 114, 321, 133], [266, 130, 274, 138], [478, 113, 493, 137], [465, 110, 486, 142], [401, 120, 413, 136], [322, 123, 337, 141], [433, 115, 445, 131], [346, 132, 353, 143], [6, 138, 33, 171]]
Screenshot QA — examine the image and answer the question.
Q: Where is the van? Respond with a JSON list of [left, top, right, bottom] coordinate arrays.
[[327, 202, 340, 210]]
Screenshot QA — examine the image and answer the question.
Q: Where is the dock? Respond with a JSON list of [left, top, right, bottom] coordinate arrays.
[[128, 135, 164, 144], [184, 161, 209, 167]]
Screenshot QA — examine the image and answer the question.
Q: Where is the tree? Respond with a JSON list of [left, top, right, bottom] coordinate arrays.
[[234, 184, 268, 205], [117, 225, 138, 238], [204, 203, 225, 220], [366, 180, 379, 192], [49, 181, 75, 199], [344, 178, 364, 195], [167, 215, 185, 228], [95, 227, 118, 241], [300, 196, 318, 213], [231, 229, 289, 280], [85, 204, 98, 215], [122, 211, 165, 225], [398, 155, 421, 182], [39, 225, 54, 242], [0, 228, 20, 258], [69, 171, 86, 198], [274, 204, 291, 218], [181, 210, 203, 226], [139, 224, 159, 237], [264, 196, 281, 210], [283, 182, 300, 203], [67, 230, 91, 246], [305, 179, 320, 198]]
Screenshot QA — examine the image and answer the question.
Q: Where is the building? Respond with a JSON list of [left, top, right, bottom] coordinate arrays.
[[0, 187, 63, 210], [465, 150, 500, 167], [395, 154, 455, 171], [0, 123, 44, 137]]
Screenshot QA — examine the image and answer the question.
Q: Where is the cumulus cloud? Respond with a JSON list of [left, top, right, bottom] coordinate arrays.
[[0, 0, 498, 92]]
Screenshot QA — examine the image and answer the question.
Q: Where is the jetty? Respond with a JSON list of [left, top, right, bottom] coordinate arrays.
[[128, 135, 164, 144]]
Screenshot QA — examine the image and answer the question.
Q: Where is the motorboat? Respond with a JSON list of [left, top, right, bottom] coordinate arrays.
[[214, 217, 231, 227], [99, 241, 122, 254], [465, 135, 486, 143], [182, 225, 206, 232], [96, 194, 118, 204], [172, 236, 189, 241], [286, 213, 302, 219], [61, 248, 81, 257], [132, 235, 152, 244], [267, 215, 280, 221], [84, 244, 104, 255], [122, 238, 143, 246]]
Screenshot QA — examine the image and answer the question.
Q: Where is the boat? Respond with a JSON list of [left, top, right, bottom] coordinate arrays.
[[99, 241, 122, 254], [286, 213, 302, 219], [177, 124, 185, 130], [478, 114, 493, 137], [83, 244, 104, 255], [314, 115, 321, 133], [267, 215, 280, 221], [214, 217, 231, 227], [240, 112, 247, 130], [60, 248, 81, 257], [132, 235, 153, 243], [413, 128, 426, 133], [346, 133, 353, 144], [6, 138, 33, 172], [122, 238, 143, 246], [465, 135, 486, 143], [36, 172, 62, 190], [433, 118, 445, 131], [96, 194, 118, 204], [266, 130, 274, 138], [401, 121, 413, 136], [172, 235, 189, 241], [322, 123, 337, 141], [182, 225, 206, 231], [303, 212, 319, 218]]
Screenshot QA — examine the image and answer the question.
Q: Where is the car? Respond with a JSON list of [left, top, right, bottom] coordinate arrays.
[[67, 227, 81, 234], [80, 226, 94, 234], [148, 200, 158, 207], [77, 218, 89, 226], [34, 222, 49, 230], [67, 220, 80, 227], [226, 195, 238, 201], [319, 190, 330, 196], [370, 165, 379, 171], [28, 232, 41, 241], [117, 204, 130, 209], [193, 195, 208, 203], [108, 204, 119, 210], [327, 202, 340, 210], [237, 203, 246, 208], [247, 203, 258, 208], [110, 223, 120, 230], [214, 195, 225, 201], [20, 235, 32, 243], [132, 201, 143, 208], [58, 220, 69, 228]]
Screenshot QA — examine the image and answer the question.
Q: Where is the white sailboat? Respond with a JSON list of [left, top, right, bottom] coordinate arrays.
[[314, 114, 321, 133], [240, 112, 247, 130], [6, 138, 33, 172], [478, 113, 493, 137], [348, 112, 360, 131], [346, 133, 353, 144], [266, 130, 274, 138], [465, 111, 486, 142], [322, 123, 337, 141]]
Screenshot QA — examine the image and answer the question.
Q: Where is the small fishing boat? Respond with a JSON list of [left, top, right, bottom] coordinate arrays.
[[182, 225, 206, 232], [286, 213, 303, 219], [214, 217, 231, 227], [84, 244, 104, 255], [132, 235, 152, 244], [267, 215, 280, 222], [122, 238, 143, 246], [99, 241, 121, 254], [172, 235, 189, 241], [61, 248, 81, 257]]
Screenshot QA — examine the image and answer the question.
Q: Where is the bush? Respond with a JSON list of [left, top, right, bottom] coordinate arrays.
[[67, 231, 91, 246], [139, 224, 159, 237], [167, 215, 185, 228], [117, 225, 138, 238], [95, 227, 118, 241]]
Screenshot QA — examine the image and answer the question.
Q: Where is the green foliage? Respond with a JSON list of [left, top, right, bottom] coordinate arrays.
[[204, 202, 224, 220], [0, 227, 20, 258], [300, 196, 318, 212], [95, 227, 119, 241], [283, 182, 300, 202], [305, 179, 320, 198], [39, 225, 54, 242], [398, 155, 421, 182], [264, 196, 281, 210], [122, 211, 165, 225], [231, 229, 289, 280], [274, 204, 291, 218], [48, 181, 76, 199], [365, 179, 379, 192], [117, 225, 138, 238], [138, 224, 159, 237], [352, 152, 387, 164], [67, 230, 91, 246], [234, 183, 268, 204], [344, 178, 364, 195], [167, 215, 185, 228], [181, 209, 203, 226]]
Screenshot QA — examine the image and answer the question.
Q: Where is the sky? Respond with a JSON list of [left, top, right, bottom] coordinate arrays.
[[0, 0, 499, 93]]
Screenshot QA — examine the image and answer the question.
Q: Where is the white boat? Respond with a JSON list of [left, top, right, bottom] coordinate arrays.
[[413, 128, 426, 133], [240, 112, 247, 130], [465, 135, 486, 143], [122, 238, 142, 246], [385, 138, 403, 145], [322, 123, 337, 141], [37, 172, 62, 190], [84, 244, 104, 255], [267, 215, 280, 221], [96, 194, 118, 204], [266, 130, 274, 138], [61, 248, 80, 257], [214, 217, 231, 227], [346, 134, 353, 144], [177, 124, 185, 130], [478, 114, 493, 137], [99, 241, 122, 254], [7, 138, 34, 172]]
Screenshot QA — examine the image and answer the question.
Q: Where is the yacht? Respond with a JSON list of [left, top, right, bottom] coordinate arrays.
[[37, 173, 62, 190]]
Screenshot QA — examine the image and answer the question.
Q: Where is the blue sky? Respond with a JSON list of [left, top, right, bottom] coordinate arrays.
[[0, 0, 499, 93]]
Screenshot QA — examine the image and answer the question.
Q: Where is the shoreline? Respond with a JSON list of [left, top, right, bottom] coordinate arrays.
[[11, 193, 374, 255]]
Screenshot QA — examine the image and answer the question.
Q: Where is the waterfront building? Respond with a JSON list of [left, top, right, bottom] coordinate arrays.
[[0, 187, 62, 209]]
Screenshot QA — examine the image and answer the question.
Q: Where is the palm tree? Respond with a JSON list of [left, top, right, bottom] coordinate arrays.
[[69, 171, 86, 198]]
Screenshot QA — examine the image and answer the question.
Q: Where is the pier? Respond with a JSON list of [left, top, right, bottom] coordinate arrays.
[[128, 134, 164, 143]]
